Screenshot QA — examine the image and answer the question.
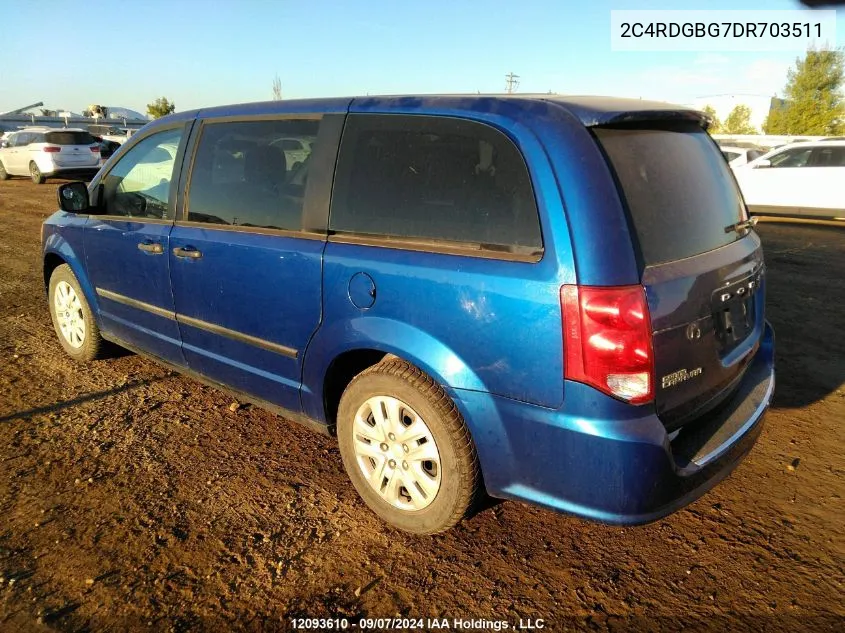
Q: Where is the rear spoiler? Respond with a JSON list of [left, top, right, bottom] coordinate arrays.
[[591, 109, 711, 129], [542, 97, 711, 130]]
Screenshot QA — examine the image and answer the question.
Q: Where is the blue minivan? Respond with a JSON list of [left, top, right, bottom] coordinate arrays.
[[43, 95, 775, 534]]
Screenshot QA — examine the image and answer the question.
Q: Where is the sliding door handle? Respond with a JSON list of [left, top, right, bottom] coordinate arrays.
[[137, 241, 163, 254], [173, 246, 202, 259]]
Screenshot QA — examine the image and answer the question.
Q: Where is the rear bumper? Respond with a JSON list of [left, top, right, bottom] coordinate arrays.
[[34, 157, 99, 178], [456, 321, 775, 525]]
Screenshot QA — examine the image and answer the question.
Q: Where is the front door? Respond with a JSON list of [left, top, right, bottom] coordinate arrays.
[[738, 145, 814, 213], [168, 115, 341, 412], [5, 132, 27, 174], [84, 123, 191, 365]]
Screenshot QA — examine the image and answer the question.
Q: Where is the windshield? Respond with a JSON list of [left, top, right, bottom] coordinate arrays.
[[594, 123, 746, 266]]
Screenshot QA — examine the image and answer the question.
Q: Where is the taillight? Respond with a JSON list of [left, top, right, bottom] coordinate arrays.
[[90, 145, 100, 153], [43, 146, 61, 153], [561, 284, 654, 404]]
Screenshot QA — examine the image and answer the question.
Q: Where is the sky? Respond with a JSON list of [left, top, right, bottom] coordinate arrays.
[[0, 0, 842, 116]]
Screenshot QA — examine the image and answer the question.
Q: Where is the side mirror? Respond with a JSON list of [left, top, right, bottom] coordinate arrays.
[[57, 182, 91, 213], [754, 159, 772, 169]]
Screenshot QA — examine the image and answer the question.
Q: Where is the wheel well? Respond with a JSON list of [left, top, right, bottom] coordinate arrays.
[[323, 349, 388, 427], [43, 253, 66, 289]]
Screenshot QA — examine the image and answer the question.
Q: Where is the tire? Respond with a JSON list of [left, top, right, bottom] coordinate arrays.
[[48, 264, 105, 362], [30, 162, 45, 184], [0, 161, 8, 180], [337, 358, 482, 534]]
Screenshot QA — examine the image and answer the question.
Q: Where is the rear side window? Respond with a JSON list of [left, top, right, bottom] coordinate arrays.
[[812, 146, 845, 166], [330, 114, 542, 253], [45, 131, 97, 145], [186, 118, 320, 231], [594, 124, 745, 266]]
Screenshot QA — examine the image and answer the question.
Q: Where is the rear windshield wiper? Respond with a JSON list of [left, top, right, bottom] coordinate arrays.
[[725, 217, 758, 234]]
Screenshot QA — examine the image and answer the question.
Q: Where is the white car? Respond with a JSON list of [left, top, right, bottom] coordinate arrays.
[[270, 136, 315, 168], [720, 146, 766, 169], [0, 127, 100, 184], [734, 141, 845, 219]]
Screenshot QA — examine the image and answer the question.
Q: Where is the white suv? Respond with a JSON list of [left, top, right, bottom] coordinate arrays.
[[0, 127, 101, 184], [734, 141, 845, 220]]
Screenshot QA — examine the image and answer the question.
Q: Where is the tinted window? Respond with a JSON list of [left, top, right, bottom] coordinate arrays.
[[331, 115, 541, 252], [811, 146, 845, 167], [46, 131, 97, 145], [722, 151, 740, 161], [594, 123, 745, 266], [187, 119, 320, 230], [13, 133, 32, 147], [100, 127, 184, 219], [769, 147, 812, 168]]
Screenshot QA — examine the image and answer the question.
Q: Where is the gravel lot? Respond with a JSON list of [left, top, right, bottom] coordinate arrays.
[[0, 178, 843, 631]]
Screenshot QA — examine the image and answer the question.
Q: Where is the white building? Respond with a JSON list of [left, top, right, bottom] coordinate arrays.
[[687, 94, 777, 133]]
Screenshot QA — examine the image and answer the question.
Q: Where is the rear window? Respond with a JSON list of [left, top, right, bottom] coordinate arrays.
[[594, 124, 745, 266], [45, 131, 97, 146]]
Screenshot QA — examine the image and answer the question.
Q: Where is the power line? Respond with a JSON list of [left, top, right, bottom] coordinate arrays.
[[505, 72, 520, 94]]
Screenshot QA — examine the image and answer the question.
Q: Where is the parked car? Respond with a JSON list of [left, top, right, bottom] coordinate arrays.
[[270, 135, 316, 168], [734, 141, 845, 219], [720, 146, 767, 168], [42, 96, 775, 534], [0, 127, 100, 183], [90, 136, 122, 166]]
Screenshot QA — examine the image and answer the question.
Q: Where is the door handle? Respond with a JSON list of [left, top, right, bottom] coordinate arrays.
[[173, 246, 202, 259], [137, 241, 163, 254]]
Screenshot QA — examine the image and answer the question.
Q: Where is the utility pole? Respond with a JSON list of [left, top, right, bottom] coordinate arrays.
[[505, 72, 520, 94]]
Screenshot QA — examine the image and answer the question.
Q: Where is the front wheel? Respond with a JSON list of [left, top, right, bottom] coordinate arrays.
[[48, 264, 105, 361], [30, 162, 45, 184], [337, 358, 482, 534]]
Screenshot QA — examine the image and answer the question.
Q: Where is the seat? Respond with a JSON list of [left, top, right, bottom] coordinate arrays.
[[245, 145, 287, 193]]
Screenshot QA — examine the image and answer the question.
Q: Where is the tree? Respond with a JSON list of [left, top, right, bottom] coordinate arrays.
[[762, 107, 785, 135], [721, 105, 758, 135], [272, 75, 283, 101], [147, 97, 176, 119], [766, 47, 845, 135], [701, 105, 722, 134]]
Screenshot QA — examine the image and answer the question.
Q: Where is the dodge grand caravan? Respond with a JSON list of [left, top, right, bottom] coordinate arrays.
[[42, 96, 775, 534]]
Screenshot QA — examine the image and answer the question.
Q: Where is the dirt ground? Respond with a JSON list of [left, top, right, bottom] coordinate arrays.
[[0, 177, 843, 632]]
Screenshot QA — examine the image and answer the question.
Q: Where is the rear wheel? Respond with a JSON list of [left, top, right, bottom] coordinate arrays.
[[0, 161, 8, 180], [337, 358, 482, 534], [30, 162, 45, 184], [48, 264, 105, 362], [29, 161, 47, 185]]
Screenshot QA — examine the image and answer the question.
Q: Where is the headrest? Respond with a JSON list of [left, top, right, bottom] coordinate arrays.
[[245, 145, 287, 185]]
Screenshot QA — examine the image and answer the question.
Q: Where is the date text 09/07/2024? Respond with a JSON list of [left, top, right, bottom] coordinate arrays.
[[289, 617, 546, 630]]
